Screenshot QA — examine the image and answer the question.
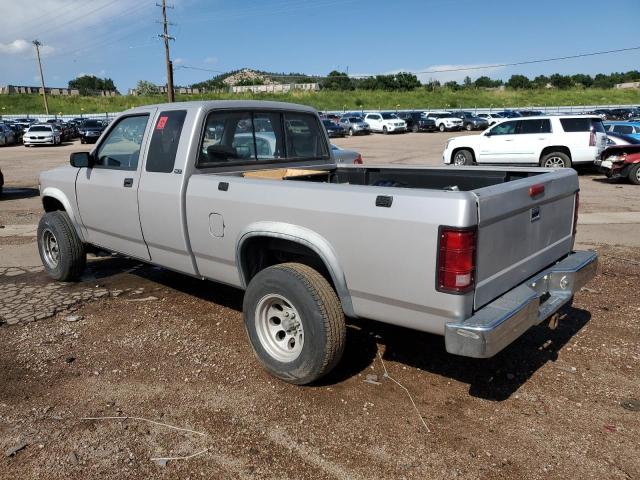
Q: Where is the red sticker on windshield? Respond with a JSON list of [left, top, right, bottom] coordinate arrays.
[[156, 116, 168, 130]]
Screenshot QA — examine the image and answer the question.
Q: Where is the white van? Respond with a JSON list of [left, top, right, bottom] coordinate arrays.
[[443, 115, 608, 167]]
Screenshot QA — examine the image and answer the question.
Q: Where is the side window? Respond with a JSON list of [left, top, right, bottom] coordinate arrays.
[[613, 125, 633, 134], [95, 115, 149, 170], [284, 112, 329, 160], [253, 112, 284, 160], [146, 110, 187, 173], [518, 119, 551, 134], [490, 120, 517, 135]]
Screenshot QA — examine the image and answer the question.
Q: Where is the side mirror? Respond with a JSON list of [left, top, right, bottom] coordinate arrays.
[[484, 131, 492, 137], [70, 151, 92, 168]]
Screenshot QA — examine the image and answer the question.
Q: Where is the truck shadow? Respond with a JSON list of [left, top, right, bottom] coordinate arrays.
[[330, 306, 591, 401], [0, 187, 40, 201]]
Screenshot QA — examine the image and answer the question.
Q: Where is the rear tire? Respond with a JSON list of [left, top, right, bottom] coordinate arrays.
[[348, 128, 354, 137], [439, 123, 446, 132], [412, 124, 419, 133], [540, 151, 571, 168], [629, 164, 640, 185], [243, 263, 346, 385], [453, 149, 473, 166], [465, 123, 473, 131], [383, 126, 388, 134], [37, 211, 86, 281]]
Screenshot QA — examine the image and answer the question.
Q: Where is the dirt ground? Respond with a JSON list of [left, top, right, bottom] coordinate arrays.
[[1, 134, 639, 479]]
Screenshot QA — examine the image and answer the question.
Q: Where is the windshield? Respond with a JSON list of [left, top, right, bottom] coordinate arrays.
[[29, 125, 52, 132], [348, 117, 362, 122], [83, 120, 101, 128], [381, 113, 398, 119], [322, 119, 335, 127]]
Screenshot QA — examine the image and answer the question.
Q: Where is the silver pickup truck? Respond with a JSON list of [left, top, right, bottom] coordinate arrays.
[[37, 100, 597, 384]]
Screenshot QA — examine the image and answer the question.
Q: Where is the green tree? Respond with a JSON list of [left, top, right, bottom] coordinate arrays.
[[135, 80, 160, 96], [532, 75, 550, 88], [444, 80, 460, 91], [394, 72, 421, 90], [506, 74, 531, 89], [68, 75, 116, 95], [571, 74, 593, 88], [321, 71, 354, 90], [549, 73, 573, 89], [463, 76, 473, 88]]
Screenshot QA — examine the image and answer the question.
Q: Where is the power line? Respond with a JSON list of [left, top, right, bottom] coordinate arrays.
[[175, 45, 640, 80]]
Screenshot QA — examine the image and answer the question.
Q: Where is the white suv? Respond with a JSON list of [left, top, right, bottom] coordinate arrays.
[[363, 112, 406, 134], [442, 115, 607, 168], [423, 112, 464, 132]]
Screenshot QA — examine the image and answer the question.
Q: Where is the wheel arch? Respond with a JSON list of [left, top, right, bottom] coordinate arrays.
[[236, 223, 356, 318], [40, 187, 86, 242], [540, 146, 572, 162], [451, 146, 476, 164]]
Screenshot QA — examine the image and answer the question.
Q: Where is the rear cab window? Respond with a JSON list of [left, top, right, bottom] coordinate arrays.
[[197, 110, 328, 168]]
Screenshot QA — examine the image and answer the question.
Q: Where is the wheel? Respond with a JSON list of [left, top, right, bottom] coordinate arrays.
[[540, 152, 571, 168], [80, 138, 85, 144], [348, 128, 354, 137], [439, 123, 446, 132], [629, 164, 640, 185], [383, 126, 388, 134], [243, 262, 346, 385], [412, 124, 419, 133], [453, 149, 473, 166], [465, 123, 473, 131], [37, 211, 86, 281]]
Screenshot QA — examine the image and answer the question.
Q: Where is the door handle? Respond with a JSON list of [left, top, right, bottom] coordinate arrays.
[[123, 178, 133, 188]]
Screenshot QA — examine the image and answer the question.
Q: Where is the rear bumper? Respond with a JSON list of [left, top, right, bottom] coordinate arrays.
[[445, 250, 598, 358]]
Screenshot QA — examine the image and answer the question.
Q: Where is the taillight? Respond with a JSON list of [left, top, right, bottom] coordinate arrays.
[[353, 154, 363, 165], [573, 192, 579, 235], [589, 129, 596, 146], [437, 227, 477, 294]]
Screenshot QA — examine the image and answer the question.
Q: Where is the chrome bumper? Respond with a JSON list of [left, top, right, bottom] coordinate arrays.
[[445, 250, 598, 358]]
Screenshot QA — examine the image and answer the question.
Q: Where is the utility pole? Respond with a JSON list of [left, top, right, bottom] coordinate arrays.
[[32, 40, 49, 114], [157, 0, 175, 102]]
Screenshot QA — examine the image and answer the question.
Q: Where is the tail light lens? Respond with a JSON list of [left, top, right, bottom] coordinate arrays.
[[353, 154, 363, 165], [573, 192, 580, 235], [437, 227, 477, 294], [589, 129, 596, 146]]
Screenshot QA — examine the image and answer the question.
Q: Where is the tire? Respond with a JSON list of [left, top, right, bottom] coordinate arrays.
[[383, 126, 388, 135], [243, 262, 346, 385], [453, 149, 473, 166], [348, 128, 354, 137], [465, 123, 473, 131], [80, 138, 85, 144], [540, 151, 571, 168], [439, 123, 446, 132], [37, 211, 86, 281], [412, 124, 419, 133], [629, 164, 640, 185]]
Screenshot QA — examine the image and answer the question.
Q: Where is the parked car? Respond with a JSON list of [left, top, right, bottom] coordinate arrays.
[[338, 116, 371, 136], [319, 113, 341, 124], [495, 110, 522, 118], [603, 121, 640, 140], [518, 110, 545, 117], [422, 112, 463, 132], [322, 119, 346, 138], [451, 111, 489, 131], [331, 144, 363, 164], [595, 142, 640, 185], [443, 115, 607, 168], [0, 167, 3, 195], [609, 108, 634, 120], [4, 123, 24, 143], [0, 124, 17, 146], [396, 111, 437, 132], [605, 132, 639, 146], [590, 109, 612, 120], [79, 119, 106, 144], [476, 113, 505, 126], [363, 112, 406, 134], [36, 100, 597, 384], [23, 124, 61, 146]]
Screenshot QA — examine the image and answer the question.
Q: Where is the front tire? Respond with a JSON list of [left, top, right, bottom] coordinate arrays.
[[37, 211, 86, 281], [439, 123, 446, 132], [453, 149, 473, 166], [243, 263, 346, 385], [465, 123, 473, 131], [540, 152, 571, 168], [383, 126, 388, 134]]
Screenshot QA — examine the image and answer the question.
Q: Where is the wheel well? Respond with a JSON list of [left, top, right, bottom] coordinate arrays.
[[240, 237, 335, 291], [540, 146, 571, 161], [451, 147, 476, 163], [43, 196, 65, 212]]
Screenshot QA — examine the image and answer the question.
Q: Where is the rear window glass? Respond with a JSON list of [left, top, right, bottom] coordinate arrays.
[[560, 118, 605, 133], [612, 125, 633, 134], [519, 119, 551, 134], [146, 110, 187, 173]]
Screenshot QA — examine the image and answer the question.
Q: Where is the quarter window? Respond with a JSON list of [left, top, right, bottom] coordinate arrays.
[[518, 119, 551, 134], [95, 115, 149, 170], [146, 110, 187, 173]]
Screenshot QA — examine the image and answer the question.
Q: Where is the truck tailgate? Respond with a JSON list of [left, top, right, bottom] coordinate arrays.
[[473, 169, 578, 309]]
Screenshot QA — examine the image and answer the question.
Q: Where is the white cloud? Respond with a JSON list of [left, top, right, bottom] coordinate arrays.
[[0, 39, 31, 55], [174, 58, 185, 65], [203, 56, 217, 64]]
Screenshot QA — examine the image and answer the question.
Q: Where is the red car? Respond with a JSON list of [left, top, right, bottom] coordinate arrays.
[[597, 144, 640, 185]]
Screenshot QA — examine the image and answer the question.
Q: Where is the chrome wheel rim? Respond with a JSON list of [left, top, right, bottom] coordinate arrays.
[[42, 228, 60, 268], [453, 153, 467, 166], [543, 156, 566, 168], [635, 167, 640, 182], [255, 294, 304, 362]]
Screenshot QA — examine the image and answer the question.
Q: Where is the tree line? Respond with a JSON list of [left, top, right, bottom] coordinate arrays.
[[67, 75, 117, 95]]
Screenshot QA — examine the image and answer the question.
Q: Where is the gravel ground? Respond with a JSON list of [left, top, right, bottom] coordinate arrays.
[[1, 135, 639, 479]]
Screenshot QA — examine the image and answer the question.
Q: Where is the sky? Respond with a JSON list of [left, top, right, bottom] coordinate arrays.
[[1, 0, 639, 92]]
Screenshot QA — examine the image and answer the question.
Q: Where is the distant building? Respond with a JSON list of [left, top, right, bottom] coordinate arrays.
[[127, 86, 206, 96], [614, 81, 640, 89], [0, 85, 80, 96], [231, 83, 320, 94]]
